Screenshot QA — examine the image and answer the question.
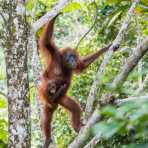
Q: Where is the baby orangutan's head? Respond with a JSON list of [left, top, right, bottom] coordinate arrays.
[[47, 80, 56, 95]]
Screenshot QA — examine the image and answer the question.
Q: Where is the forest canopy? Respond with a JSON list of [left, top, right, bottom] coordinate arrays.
[[0, 0, 148, 148]]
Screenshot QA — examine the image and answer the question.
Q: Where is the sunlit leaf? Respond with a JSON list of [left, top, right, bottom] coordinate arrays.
[[63, 2, 82, 13], [106, 0, 120, 4], [0, 99, 7, 108], [135, 4, 148, 14], [143, 28, 148, 35], [26, 0, 36, 11]]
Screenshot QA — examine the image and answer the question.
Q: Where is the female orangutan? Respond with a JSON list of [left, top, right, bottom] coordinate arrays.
[[38, 13, 117, 148]]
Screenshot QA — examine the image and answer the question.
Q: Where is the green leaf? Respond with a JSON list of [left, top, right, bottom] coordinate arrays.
[[135, 4, 148, 14], [101, 105, 117, 117], [26, 0, 36, 11], [106, 0, 120, 4], [122, 143, 148, 148], [130, 106, 148, 122], [63, 2, 82, 13], [93, 121, 124, 139], [0, 99, 7, 108], [116, 102, 138, 118], [141, 0, 148, 6], [143, 28, 148, 35]]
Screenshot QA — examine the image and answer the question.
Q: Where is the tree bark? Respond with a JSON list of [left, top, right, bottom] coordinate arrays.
[[32, 0, 69, 32], [112, 37, 148, 88], [3, 1, 31, 147]]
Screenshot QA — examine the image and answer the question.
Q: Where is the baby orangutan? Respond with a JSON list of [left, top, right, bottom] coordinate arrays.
[[47, 78, 67, 102]]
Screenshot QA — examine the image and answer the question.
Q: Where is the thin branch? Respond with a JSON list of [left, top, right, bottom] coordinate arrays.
[[84, 94, 148, 148], [68, 105, 102, 148], [75, 1, 98, 50], [0, 11, 7, 23], [28, 0, 42, 84], [135, 14, 143, 89], [30, 1, 58, 147], [85, 0, 140, 118], [133, 74, 148, 95], [0, 90, 7, 98], [69, 35, 148, 148], [115, 95, 148, 104], [84, 37, 148, 148], [29, 1, 45, 147], [30, 0, 42, 83], [111, 37, 148, 88], [32, 0, 69, 32], [84, 134, 101, 148]]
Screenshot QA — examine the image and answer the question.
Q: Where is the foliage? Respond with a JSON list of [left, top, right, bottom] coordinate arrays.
[[93, 100, 148, 147], [0, 96, 7, 147], [0, 48, 7, 147], [0, 0, 148, 147]]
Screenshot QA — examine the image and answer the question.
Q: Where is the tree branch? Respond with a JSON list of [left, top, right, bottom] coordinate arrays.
[[111, 37, 148, 88], [0, 90, 7, 98], [83, 94, 148, 148], [134, 74, 148, 95], [69, 35, 147, 148], [84, 134, 101, 148], [115, 95, 148, 104], [85, 0, 140, 118], [30, 1, 58, 147], [84, 37, 148, 148], [32, 0, 69, 32], [68, 105, 102, 148]]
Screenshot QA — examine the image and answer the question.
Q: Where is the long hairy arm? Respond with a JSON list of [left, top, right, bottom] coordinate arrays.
[[75, 44, 118, 73], [39, 13, 61, 59]]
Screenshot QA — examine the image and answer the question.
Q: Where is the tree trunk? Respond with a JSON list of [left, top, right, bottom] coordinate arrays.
[[3, 1, 31, 147]]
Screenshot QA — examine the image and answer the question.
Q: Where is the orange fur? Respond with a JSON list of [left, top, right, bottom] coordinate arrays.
[[38, 13, 113, 148]]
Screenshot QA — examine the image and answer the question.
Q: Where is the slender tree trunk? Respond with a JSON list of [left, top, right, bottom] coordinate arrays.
[[3, 1, 31, 147]]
